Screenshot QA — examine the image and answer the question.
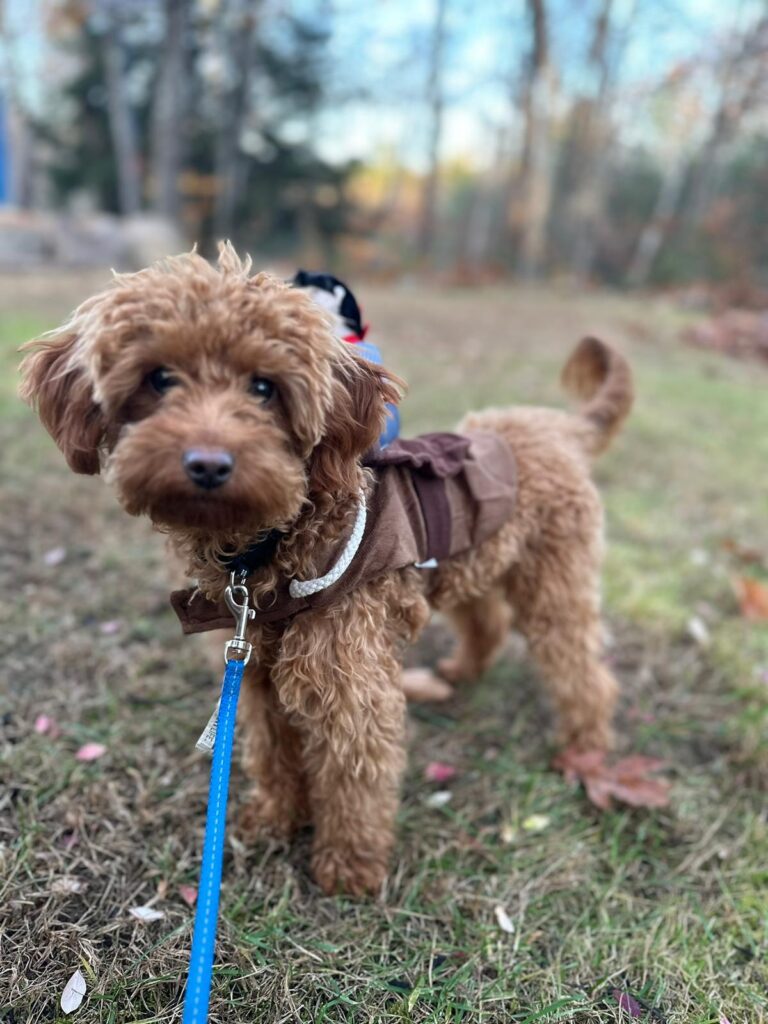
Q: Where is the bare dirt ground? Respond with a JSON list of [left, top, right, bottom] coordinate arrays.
[[1, 271, 768, 1023]]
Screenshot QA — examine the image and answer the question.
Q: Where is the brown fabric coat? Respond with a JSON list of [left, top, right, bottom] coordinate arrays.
[[171, 431, 517, 634]]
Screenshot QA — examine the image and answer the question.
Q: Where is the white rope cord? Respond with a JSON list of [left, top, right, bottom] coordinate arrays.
[[288, 491, 367, 599]]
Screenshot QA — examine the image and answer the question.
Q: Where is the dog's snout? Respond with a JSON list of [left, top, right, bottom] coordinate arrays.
[[182, 449, 234, 490]]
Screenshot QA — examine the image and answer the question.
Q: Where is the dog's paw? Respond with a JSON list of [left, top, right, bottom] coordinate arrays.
[[436, 656, 476, 685], [558, 721, 616, 753], [311, 845, 388, 897], [401, 667, 454, 702]]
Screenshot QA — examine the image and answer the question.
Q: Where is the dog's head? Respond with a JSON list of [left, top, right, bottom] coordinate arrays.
[[19, 244, 401, 534]]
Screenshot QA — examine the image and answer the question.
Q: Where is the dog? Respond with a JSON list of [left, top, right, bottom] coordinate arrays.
[[19, 243, 633, 896]]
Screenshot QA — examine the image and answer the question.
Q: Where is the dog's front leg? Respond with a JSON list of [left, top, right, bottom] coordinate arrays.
[[274, 585, 407, 896], [237, 660, 310, 842]]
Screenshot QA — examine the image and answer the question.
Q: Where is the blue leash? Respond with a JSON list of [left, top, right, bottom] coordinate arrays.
[[182, 577, 253, 1023], [182, 657, 243, 1023]]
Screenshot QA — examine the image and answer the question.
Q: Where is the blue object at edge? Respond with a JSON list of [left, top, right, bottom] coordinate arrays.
[[355, 339, 400, 447], [182, 657, 244, 1024]]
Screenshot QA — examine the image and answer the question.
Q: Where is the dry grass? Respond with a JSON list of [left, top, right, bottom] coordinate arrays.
[[1, 272, 767, 1023]]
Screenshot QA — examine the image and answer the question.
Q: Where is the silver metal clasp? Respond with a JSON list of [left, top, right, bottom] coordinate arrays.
[[223, 571, 255, 665]]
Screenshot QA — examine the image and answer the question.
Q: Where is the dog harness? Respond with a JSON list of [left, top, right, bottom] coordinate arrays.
[[171, 431, 517, 634]]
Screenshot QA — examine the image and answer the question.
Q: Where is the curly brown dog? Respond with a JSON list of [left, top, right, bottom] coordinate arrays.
[[19, 244, 633, 896]]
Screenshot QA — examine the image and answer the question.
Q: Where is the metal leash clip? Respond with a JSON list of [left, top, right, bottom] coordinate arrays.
[[222, 571, 255, 665]]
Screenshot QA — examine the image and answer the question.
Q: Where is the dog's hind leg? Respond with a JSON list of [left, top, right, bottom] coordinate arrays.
[[437, 585, 512, 684], [509, 550, 618, 752]]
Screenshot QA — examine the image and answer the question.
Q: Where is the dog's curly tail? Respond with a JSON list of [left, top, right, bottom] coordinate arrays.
[[561, 337, 634, 456]]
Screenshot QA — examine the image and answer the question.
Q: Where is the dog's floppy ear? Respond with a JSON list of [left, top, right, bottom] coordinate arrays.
[[19, 326, 105, 475], [309, 351, 402, 496]]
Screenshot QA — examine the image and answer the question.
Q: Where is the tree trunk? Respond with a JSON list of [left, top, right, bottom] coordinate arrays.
[[515, 0, 554, 279], [212, 0, 259, 242], [677, 22, 767, 237], [417, 0, 448, 261], [626, 160, 687, 287], [102, 22, 142, 216], [5, 99, 35, 208], [630, 13, 768, 282], [150, 0, 188, 221], [552, 0, 638, 280], [563, 0, 614, 278]]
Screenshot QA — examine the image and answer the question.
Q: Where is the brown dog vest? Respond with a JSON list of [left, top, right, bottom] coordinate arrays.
[[170, 431, 516, 634]]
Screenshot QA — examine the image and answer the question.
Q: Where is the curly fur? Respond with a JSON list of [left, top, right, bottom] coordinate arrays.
[[19, 245, 633, 896]]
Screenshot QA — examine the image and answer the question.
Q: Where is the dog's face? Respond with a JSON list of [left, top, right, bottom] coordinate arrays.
[[19, 245, 400, 535]]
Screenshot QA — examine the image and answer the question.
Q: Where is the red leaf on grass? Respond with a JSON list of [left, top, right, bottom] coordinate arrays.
[[179, 885, 197, 906], [75, 742, 107, 762], [733, 576, 768, 621], [553, 749, 670, 811], [34, 714, 61, 738], [611, 989, 643, 1018], [424, 761, 457, 783]]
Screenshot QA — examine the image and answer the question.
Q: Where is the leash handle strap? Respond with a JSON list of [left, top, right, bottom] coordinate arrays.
[[182, 657, 244, 1024]]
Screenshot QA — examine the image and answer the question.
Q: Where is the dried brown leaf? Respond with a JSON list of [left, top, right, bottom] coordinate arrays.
[[733, 575, 768, 621], [554, 747, 670, 811]]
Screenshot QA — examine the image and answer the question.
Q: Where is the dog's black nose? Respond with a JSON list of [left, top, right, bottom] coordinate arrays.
[[183, 449, 234, 490]]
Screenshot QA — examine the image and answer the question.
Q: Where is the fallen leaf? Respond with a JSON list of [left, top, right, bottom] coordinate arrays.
[[60, 968, 87, 1014], [500, 822, 515, 844], [522, 814, 550, 832], [129, 905, 165, 922], [553, 749, 670, 811], [52, 878, 84, 895], [733, 575, 768, 621], [424, 790, 453, 808], [424, 761, 457, 783], [686, 615, 711, 647], [494, 905, 515, 934], [611, 989, 643, 1018], [34, 713, 61, 737], [179, 884, 197, 906], [99, 619, 123, 635], [75, 743, 107, 762], [43, 546, 67, 567]]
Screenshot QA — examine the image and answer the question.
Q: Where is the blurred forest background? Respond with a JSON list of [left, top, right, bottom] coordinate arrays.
[[1, 0, 768, 296]]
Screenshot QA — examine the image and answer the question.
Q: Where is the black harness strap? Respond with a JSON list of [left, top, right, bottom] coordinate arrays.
[[222, 528, 284, 579]]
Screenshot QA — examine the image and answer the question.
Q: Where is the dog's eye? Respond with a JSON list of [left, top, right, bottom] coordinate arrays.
[[249, 377, 275, 402], [147, 367, 179, 394]]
